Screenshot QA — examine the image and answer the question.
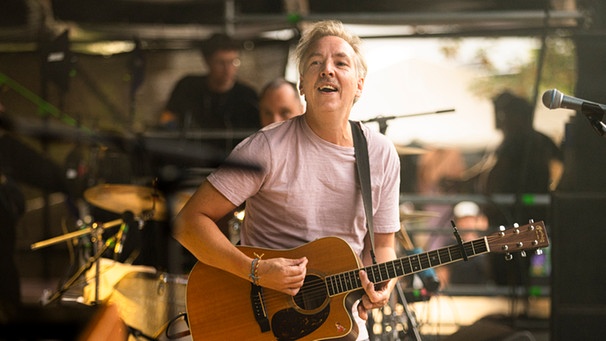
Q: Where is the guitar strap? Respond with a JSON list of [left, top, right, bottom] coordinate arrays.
[[351, 122, 424, 341], [350, 120, 377, 265]]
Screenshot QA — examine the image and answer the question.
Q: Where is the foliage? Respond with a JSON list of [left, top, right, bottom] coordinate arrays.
[[467, 37, 577, 105]]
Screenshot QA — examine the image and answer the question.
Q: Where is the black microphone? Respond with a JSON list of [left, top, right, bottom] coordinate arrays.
[[542, 89, 606, 113]]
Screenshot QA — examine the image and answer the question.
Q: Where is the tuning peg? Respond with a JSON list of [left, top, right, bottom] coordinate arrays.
[[520, 250, 527, 257], [505, 253, 513, 261], [528, 219, 535, 224], [499, 225, 506, 236], [513, 223, 521, 234], [535, 249, 543, 256]]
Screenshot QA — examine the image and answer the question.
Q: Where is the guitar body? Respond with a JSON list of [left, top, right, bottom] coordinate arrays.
[[186, 237, 364, 341]]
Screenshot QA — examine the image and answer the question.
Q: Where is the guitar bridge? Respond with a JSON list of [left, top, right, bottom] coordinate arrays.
[[250, 284, 271, 332]]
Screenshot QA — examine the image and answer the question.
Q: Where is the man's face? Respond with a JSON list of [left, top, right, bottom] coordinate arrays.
[[206, 49, 240, 93], [259, 84, 303, 127], [299, 36, 363, 115]]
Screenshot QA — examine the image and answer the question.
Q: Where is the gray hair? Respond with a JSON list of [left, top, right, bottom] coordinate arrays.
[[259, 78, 299, 101], [294, 20, 367, 79]]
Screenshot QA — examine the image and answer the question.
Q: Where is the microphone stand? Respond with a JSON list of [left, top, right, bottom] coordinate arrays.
[[42, 222, 118, 306], [395, 281, 423, 341], [580, 103, 606, 138], [362, 109, 455, 134], [367, 118, 423, 341]]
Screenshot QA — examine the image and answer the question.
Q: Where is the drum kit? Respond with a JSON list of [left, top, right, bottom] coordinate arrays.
[[30, 181, 195, 341], [4, 112, 256, 338]]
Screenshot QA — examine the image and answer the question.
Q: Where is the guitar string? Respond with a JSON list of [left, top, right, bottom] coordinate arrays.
[[255, 239, 488, 306], [234, 228, 542, 314]]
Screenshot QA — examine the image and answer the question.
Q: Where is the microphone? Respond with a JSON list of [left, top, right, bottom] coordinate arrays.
[[114, 211, 135, 255], [542, 89, 606, 113], [543, 89, 606, 137]]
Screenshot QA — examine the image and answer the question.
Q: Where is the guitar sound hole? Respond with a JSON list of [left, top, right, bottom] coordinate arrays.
[[293, 275, 327, 311]]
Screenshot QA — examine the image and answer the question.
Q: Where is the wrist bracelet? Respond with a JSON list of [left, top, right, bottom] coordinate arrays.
[[249, 253, 264, 285], [249, 258, 260, 285]]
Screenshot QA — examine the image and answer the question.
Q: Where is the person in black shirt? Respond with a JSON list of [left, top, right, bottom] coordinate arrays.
[[159, 33, 260, 155], [485, 91, 563, 222], [483, 90, 563, 287]]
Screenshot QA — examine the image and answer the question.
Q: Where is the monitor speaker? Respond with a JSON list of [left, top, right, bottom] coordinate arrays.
[[550, 192, 606, 340]]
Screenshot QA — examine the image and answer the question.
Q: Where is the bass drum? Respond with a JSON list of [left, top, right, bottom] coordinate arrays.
[[83, 259, 191, 339], [110, 271, 191, 340]]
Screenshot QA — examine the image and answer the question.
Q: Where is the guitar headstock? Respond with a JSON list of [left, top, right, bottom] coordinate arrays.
[[486, 220, 549, 259]]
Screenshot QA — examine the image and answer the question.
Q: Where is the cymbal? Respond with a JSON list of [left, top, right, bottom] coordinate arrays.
[[84, 184, 167, 221], [394, 145, 428, 155]]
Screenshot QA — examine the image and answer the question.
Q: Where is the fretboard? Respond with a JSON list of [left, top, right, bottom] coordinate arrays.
[[325, 237, 489, 296]]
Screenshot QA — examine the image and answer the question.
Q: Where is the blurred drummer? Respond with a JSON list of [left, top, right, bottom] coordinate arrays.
[[158, 33, 260, 154], [258, 78, 304, 128]]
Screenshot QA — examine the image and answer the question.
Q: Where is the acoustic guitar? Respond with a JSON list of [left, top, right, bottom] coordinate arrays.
[[186, 221, 549, 340]]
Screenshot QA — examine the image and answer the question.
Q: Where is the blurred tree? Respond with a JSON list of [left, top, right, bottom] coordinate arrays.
[[468, 37, 576, 103]]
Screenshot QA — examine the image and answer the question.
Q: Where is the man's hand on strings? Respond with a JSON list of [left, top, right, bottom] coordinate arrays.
[[255, 257, 308, 296], [357, 270, 394, 320]]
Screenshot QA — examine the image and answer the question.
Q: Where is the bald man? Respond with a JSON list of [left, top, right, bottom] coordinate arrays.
[[258, 78, 304, 127]]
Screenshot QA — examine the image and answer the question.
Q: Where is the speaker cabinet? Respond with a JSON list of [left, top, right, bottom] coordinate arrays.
[[550, 192, 606, 340]]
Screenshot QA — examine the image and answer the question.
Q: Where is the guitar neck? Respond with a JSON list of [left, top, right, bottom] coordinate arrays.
[[326, 237, 489, 296]]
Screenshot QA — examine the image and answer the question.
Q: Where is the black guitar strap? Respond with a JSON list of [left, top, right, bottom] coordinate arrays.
[[350, 120, 377, 265]]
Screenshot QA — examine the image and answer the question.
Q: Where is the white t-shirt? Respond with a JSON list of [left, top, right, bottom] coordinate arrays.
[[208, 114, 401, 257]]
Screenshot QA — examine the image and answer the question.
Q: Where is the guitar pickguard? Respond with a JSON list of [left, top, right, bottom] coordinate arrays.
[[272, 305, 330, 341], [271, 274, 330, 340]]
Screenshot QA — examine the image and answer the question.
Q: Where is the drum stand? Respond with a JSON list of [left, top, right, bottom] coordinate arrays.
[[31, 218, 124, 305]]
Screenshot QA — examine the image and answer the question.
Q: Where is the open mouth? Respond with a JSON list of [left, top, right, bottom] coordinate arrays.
[[318, 85, 338, 93]]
